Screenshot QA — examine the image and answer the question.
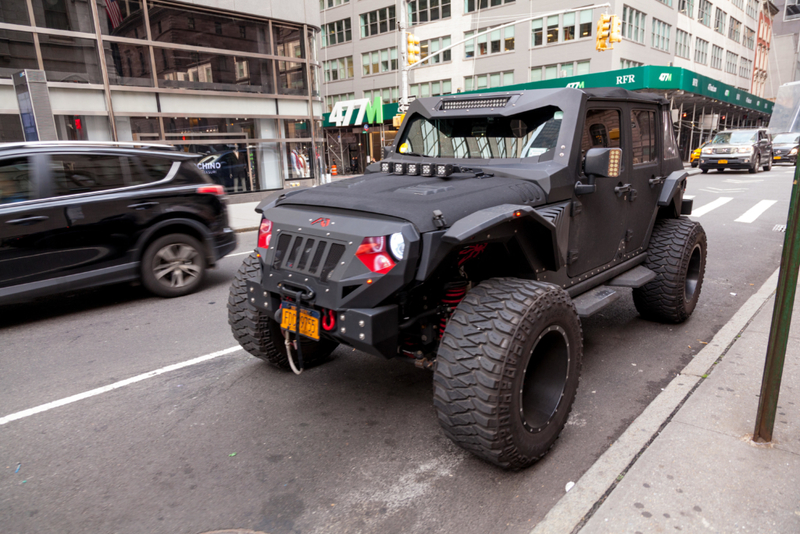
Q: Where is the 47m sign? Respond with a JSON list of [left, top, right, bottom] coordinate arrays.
[[330, 97, 384, 127]]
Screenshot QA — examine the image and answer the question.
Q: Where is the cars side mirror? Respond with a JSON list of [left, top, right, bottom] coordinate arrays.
[[584, 147, 622, 179]]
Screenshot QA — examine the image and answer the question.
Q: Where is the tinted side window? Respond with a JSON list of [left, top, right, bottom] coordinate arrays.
[[631, 109, 657, 165], [662, 109, 679, 160], [581, 109, 621, 153], [0, 157, 33, 204], [133, 155, 175, 185], [49, 154, 130, 196]]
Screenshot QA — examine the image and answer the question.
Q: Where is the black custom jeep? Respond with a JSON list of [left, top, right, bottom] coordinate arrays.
[[228, 88, 705, 469]]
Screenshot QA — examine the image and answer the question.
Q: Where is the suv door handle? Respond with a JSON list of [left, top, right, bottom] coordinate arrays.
[[127, 201, 159, 210], [614, 184, 632, 196], [6, 215, 49, 225]]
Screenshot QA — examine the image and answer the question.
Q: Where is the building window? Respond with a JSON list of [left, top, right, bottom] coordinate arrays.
[[744, 27, 755, 49], [408, 0, 451, 25], [698, 0, 712, 26], [731, 0, 743, 9], [711, 44, 723, 69], [678, 0, 694, 17], [532, 9, 592, 47], [622, 6, 646, 44], [675, 29, 691, 59], [320, 0, 349, 10], [788, 0, 800, 20], [465, 26, 514, 58], [531, 60, 587, 81], [725, 51, 738, 74], [464, 70, 513, 91], [364, 87, 399, 103], [323, 56, 354, 81], [620, 58, 644, 69], [651, 19, 671, 51], [322, 18, 352, 47], [746, 0, 758, 19], [420, 36, 452, 65], [714, 8, 726, 34], [360, 6, 396, 38], [728, 17, 741, 43], [655, 0, 672, 6], [464, 0, 514, 14], [361, 47, 397, 75], [325, 92, 354, 112], [694, 37, 709, 64], [410, 79, 451, 97], [739, 57, 752, 78]]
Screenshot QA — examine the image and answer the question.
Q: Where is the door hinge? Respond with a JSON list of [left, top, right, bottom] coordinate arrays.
[[432, 209, 447, 229]]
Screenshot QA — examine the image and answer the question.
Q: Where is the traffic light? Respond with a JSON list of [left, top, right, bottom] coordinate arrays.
[[596, 13, 612, 51], [407, 32, 420, 65], [609, 15, 622, 44]]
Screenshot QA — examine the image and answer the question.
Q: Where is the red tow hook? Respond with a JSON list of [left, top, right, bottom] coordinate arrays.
[[322, 309, 336, 331]]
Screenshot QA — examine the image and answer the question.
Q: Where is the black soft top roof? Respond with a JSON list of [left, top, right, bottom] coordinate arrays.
[[582, 87, 668, 105]]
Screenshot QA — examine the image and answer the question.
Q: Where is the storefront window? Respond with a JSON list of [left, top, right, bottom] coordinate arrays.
[[39, 35, 103, 84], [31, 0, 95, 33], [0, 3, 30, 25], [105, 43, 153, 86], [147, 2, 271, 55], [163, 117, 257, 143], [55, 115, 112, 141], [277, 61, 307, 95], [96, 0, 146, 39], [0, 115, 24, 143], [284, 142, 314, 180], [0, 31, 39, 79], [115, 116, 160, 141], [273, 25, 305, 59], [284, 119, 312, 139], [155, 48, 275, 94], [307, 29, 317, 62]]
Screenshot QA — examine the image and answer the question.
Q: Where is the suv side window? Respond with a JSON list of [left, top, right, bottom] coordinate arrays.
[[49, 154, 131, 196], [0, 158, 33, 204], [631, 109, 657, 165], [133, 155, 175, 185], [581, 109, 622, 154]]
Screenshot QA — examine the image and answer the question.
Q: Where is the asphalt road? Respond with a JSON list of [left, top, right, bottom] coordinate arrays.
[[1, 164, 795, 534]]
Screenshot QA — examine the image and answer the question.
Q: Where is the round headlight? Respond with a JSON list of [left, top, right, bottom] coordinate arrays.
[[389, 232, 405, 260]]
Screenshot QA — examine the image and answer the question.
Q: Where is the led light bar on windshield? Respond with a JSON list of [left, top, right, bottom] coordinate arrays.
[[440, 97, 511, 110]]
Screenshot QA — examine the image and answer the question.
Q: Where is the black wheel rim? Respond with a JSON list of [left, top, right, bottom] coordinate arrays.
[[520, 325, 570, 433], [152, 243, 201, 288], [685, 243, 702, 303]]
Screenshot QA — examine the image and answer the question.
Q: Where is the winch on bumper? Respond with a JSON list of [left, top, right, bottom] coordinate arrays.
[[244, 205, 420, 359]]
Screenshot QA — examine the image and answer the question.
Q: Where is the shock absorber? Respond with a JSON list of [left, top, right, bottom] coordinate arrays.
[[439, 281, 468, 338]]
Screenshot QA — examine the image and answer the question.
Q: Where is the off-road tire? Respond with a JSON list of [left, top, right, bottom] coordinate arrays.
[[433, 278, 583, 470], [228, 252, 337, 369], [633, 218, 707, 323], [763, 153, 772, 172], [749, 154, 760, 174], [141, 233, 206, 298], [701, 168, 709, 174], [717, 168, 725, 172]]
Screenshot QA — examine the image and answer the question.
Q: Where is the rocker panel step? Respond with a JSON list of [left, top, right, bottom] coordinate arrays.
[[605, 265, 657, 288], [572, 286, 621, 318]]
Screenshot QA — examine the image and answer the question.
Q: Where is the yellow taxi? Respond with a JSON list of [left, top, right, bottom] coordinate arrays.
[[690, 142, 709, 167]]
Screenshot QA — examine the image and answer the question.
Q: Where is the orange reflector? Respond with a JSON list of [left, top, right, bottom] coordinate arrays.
[[514, 210, 522, 217], [367, 279, 373, 284]]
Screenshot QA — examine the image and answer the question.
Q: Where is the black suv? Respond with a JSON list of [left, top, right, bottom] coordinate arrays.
[[698, 128, 772, 173], [0, 142, 236, 305], [228, 88, 704, 470]]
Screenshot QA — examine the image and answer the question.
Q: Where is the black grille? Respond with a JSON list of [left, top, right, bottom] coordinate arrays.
[[273, 233, 345, 282], [713, 147, 733, 154]]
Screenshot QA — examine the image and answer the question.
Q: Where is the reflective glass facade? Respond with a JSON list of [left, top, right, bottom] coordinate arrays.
[[0, 0, 324, 193]]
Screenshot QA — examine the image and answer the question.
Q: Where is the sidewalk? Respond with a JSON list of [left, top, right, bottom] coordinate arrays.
[[534, 268, 800, 533]]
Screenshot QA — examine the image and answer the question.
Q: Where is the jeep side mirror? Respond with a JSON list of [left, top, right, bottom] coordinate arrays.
[[584, 147, 622, 179]]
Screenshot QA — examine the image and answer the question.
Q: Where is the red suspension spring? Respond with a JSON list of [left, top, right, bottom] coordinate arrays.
[[439, 283, 468, 338]]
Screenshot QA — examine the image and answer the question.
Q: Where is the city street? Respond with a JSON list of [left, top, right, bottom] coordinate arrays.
[[1, 164, 795, 534]]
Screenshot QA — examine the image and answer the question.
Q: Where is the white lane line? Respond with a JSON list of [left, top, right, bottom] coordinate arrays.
[[227, 250, 255, 257], [0, 346, 241, 426], [691, 197, 733, 217], [735, 200, 777, 223]]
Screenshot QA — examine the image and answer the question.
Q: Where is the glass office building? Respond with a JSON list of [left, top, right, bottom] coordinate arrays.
[[0, 0, 324, 193]]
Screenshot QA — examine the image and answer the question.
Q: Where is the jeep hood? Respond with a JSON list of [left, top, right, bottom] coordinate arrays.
[[273, 173, 548, 233]]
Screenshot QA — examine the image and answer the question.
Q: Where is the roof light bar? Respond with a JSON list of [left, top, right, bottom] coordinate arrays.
[[440, 97, 511, 110]]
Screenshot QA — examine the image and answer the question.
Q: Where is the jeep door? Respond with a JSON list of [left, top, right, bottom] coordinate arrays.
[[625, 106, 662, 252], [0, 154, 71, 289], [567, 105, 630, 278]]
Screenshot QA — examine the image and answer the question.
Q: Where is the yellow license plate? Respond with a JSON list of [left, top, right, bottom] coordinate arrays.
[[717, 159, 728, 164], [774, 156, 781, 159], [281, 305, 320, 340]]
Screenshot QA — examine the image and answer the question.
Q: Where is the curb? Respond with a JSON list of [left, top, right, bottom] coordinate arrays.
[[530, 267, 781, 534]]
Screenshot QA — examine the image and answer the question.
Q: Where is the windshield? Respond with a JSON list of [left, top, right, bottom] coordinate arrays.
[[711, 131, 757, 145], [773, 133, 800, 144], [397, 106, 563, 159]]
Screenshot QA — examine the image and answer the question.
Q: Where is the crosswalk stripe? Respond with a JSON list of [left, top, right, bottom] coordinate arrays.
[[735, 200, 777, 223], [691, 197, 733, 217]]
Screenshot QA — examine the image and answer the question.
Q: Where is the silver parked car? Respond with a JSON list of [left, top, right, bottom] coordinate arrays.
[[699, 128, 772, 174]]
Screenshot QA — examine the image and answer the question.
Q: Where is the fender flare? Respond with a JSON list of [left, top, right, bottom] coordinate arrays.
[[657, 170, 688, 218]]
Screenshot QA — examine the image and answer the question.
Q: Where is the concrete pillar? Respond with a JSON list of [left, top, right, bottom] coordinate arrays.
[[256, 119, 282, 190]]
